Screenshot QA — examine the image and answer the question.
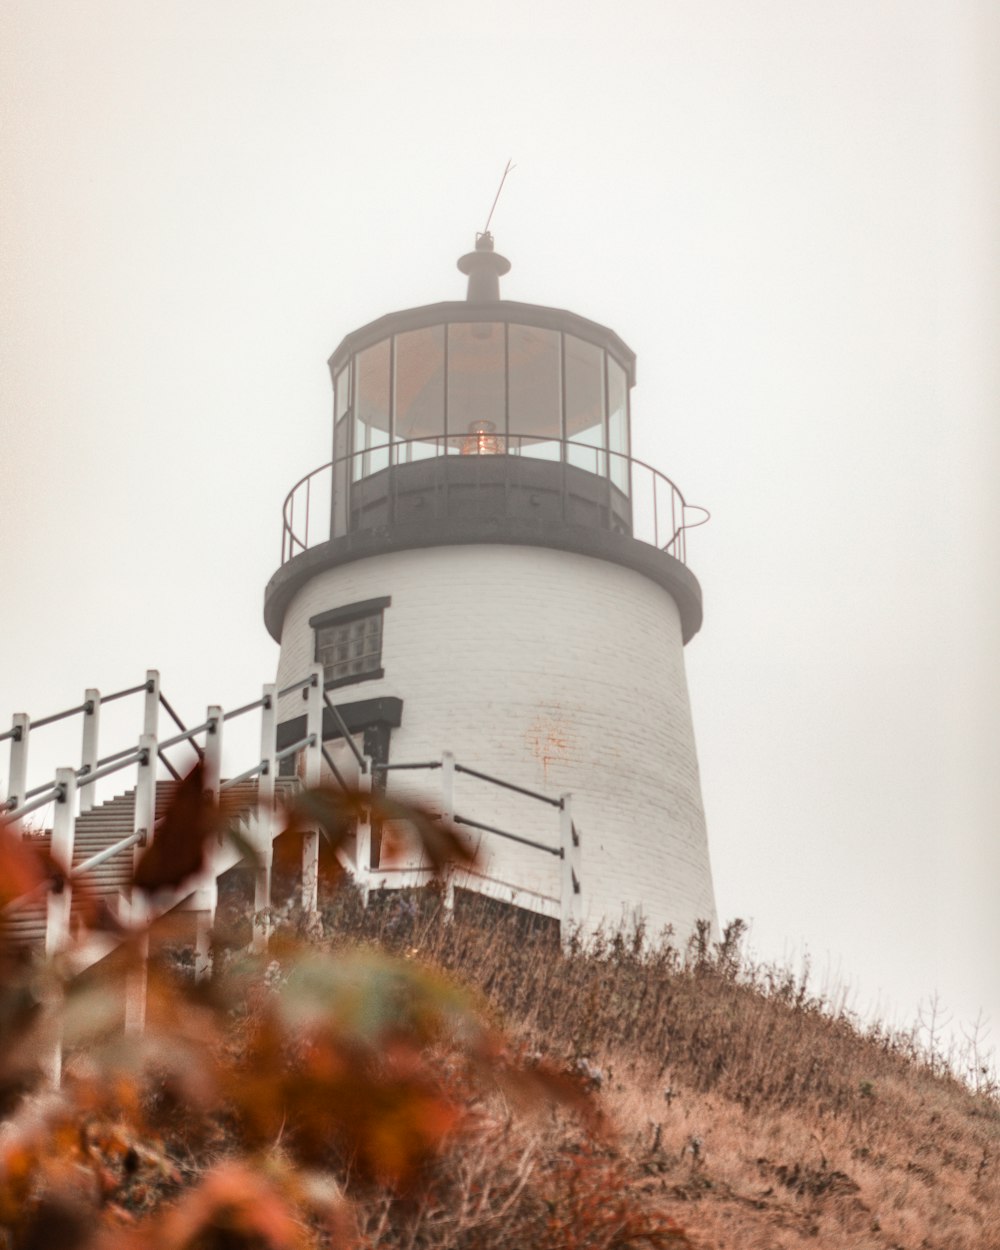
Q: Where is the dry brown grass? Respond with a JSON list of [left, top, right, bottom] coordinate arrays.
[[261, 883, 1000, 1250]]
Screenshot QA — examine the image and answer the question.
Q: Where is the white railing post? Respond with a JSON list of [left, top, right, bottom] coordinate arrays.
[[79, 689, 100, 814], [253, 684, 277, 953], [440, 751, 455, 916], [7, 714, 29, 812], [143, 670, 160, 738], [43, 767, 78, 1085], [194, 706, 223, 980], [440, 751, 455, 822], [46, 768, 77, 958], [42, 774, 74, 1088], [301, 665, 324, 924], [559, 794, 582, 948], [355, 757, 372, 908], [125, 732, 157, 1034], [203, 705, 223, 797], [131, 732, 159, 884]]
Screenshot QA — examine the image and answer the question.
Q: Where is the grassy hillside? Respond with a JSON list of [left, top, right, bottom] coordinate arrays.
[[3, 802, 998, 1250], [294, 886, 1000, 1250]]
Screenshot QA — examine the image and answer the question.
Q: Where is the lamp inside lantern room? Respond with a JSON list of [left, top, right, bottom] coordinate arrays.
[[460, 419, 504, 455]]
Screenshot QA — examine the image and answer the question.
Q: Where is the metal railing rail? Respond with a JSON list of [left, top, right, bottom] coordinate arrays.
[[3, 684, 569, 874], [371, 756, 560, 827], [75, 749, 147, 789], [157, 752, 183, 782], [4, 745, 151, 824], [2, 676, 203, 815], [375, 761, 442, 772], [72, 830, 145, 877], [321, 746, 348, 791], [97, 744, 139, 768], [275, 734, 315, 763], [1, 672, 583, 1079], [159, 692, 206, 759], [453, 813, 560, 856], [322, 689, 367, 773], [220, 761, 267, 791], [7, 680, 151, 739], [2, 689, 315, 836], [21, 778, 63, 802], [222, 696, 270, 723], [0, 786, 62, 825], [370, 750, 581, 934], [30, 701, 92, 731], [453, 761, 562, 808], [278, 674, 316, 698], [279, 434, 710, 566], [367, 755, 576, 904], [159, 719, 216, 753], [103, 681, 154, 706]]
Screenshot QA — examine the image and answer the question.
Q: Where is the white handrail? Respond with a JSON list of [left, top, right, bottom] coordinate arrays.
[[2, 668, 584, 1080]]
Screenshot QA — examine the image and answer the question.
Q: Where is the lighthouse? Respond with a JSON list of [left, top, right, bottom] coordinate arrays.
[[263, 235, 717, 939]]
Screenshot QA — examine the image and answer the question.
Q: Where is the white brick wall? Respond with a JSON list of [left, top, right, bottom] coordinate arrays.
[[274, 544, 717, 941]]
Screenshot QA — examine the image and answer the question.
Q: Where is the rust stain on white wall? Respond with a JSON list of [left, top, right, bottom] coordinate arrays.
[[526, 709, 574, 783]]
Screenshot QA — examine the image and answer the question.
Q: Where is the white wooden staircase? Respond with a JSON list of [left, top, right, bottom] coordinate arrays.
[[1, 779, 270, 950], [2, 665, 579, 1023]]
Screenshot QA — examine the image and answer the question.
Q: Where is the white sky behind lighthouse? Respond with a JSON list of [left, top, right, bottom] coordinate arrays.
[[2, 1, 998, 1068]]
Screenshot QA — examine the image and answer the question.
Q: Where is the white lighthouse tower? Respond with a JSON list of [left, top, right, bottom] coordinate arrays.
[[264, 236, 717, 939]]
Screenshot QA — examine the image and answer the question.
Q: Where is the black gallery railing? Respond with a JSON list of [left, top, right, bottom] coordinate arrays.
[[280, 435, 708, 567]]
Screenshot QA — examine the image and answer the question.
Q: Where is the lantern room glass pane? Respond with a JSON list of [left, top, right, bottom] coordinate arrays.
[[447, 323, 505, 453], [354, 339, 391, 480], [608, 357, 630, 495], [565, 334, 606, 476], [508, 323, 561, 460], [393, 325, 445, 463]]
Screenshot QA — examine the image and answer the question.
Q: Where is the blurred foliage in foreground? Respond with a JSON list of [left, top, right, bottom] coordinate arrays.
[[0, 774, 694, 1249]]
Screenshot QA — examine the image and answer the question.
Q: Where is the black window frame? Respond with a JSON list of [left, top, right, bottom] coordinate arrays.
[[310, 595, 391, 690]]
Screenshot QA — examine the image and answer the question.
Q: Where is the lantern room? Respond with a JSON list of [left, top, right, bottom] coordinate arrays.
[[268, 235, 705, 647], [325, 234, 638, 543]]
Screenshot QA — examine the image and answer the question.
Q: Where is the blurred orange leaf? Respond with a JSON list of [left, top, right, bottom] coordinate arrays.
[[281, 785, 359, 847], [133, 763, 225, 894], [114, 1161, 309, 1250], [283, 785, 478, 880], [0, 825, 63, 910]]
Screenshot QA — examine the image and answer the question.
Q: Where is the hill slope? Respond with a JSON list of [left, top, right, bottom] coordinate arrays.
[[300, 889, 1000, 1250]]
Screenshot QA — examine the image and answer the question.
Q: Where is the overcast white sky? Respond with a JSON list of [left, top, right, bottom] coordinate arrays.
[[2, 1, 998, 1068]]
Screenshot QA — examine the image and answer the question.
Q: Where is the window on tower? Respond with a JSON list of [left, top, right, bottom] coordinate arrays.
[[310, 596, 390, 688]]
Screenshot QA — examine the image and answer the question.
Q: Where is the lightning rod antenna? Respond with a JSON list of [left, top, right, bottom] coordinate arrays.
[[482, 159, 515, 237]]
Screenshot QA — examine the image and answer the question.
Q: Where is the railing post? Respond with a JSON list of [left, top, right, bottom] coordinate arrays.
[[203, 705, 223, 798], [194, 707, 223, 980], [143, 670, 160, 738], [440, 751, 455, 917], [125, 732, 157, 1034], [355, 756, 372, 908], [46, 768, 77, 958], [131, 733, 159, 886], [79, 689, 100, 814], [440, 751, 455, 822], [253, 684, 277, 953], [42, 769, 74, 1091], [559, 794, 582, 949], [7, 714, 29, 812], [301, 665, 324, 924]]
